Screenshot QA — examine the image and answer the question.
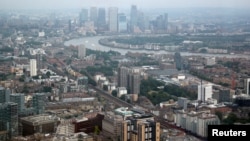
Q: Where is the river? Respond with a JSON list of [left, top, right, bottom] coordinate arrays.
[[64, 36, 250, 59]]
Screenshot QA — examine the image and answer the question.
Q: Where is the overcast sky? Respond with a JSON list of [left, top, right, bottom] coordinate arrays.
[[1, 0, 250, 10]]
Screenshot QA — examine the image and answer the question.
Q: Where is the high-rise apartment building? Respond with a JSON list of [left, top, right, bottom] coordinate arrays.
[[174, 52, 182, 70], [121, 117, 160, 141], [32, 93, 46, 115], [244, 78, 250, 96], [118, 67, 141, 94], [128, 73, 140, 94], [118, 67, 130, 88], [78, 44, 86, 59], [118, 13, 127, 33], [30, 59, 37, 77], [109, 7, 118, 32], [36, 53, 43, 70]]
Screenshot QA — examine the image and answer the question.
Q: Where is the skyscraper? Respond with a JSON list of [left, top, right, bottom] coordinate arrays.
[[108, 7, 118, 32], [118, 13, 127, 33], [130, 5, 138, 32], [78, 44, 86, 59], [36, 53, 43, 70], [128, 73, 140, 94], [90, 7, 98, 26], [97, 8, 106, 29], [30, 59, 37, 77], [79, 8, 88, 26], [118, 67, 129, 88]]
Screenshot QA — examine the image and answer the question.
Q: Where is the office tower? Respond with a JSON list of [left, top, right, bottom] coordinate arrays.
[[130, 5, 138, 32], [0, 86, 10, 103], [10, 93, 25, 113], [90, 7, 98, 25], [108, 7, 118, 32], [78, 44, 86, 59], [128, 73, 140, 94], [244, 78, 250, 96], [175, 110, 220, 138], [30, 59, 37, 77], [118, 67, 129, 88], [32, 93, 46, 115], [164, 13, 168, 31], [198, 84, 213, 102], [0, 102, 18, 139], [79, 8, 88, 26], [122, 118, 160, 141], [97, 8, 106, 28], [174, 52, 182, 70], [118, 13, 127, 33]]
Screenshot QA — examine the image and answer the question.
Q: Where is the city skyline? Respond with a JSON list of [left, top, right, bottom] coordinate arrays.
[[1, 0, 250, 10]]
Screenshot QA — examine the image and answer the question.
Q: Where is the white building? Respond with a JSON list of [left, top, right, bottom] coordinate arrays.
[[244, 78, 250, 96], [78, 44, 86, 59], [175, 110, 220, 138], [198, 84, 213, 102], [205, 57, 216, 66], [117, 87, 127, 97], [108, 7, 118, 32], [30, 59, 37, 77]]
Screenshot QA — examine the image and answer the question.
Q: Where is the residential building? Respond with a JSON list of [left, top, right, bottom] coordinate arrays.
[[30, 59, 37, 77], [198, 84, 213, 102], [121, 115, 160, 141], [78, 44, 86, 59]]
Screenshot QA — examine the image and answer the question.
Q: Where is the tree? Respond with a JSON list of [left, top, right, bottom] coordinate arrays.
[[215, 111, 223, 121], [112, 90, 117, 97], [94, 126, 100, 135], [46, 71, 51, 78]]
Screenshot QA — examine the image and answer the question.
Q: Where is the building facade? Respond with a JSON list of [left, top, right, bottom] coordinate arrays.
[[30, 59, 37, 77], [108, 7, 118, 32]]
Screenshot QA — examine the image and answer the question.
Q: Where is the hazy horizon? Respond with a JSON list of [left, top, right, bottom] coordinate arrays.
[[1, 0, 250, 10]]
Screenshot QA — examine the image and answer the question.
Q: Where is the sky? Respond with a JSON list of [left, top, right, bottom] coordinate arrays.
[[0, 0, 250, 10]]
